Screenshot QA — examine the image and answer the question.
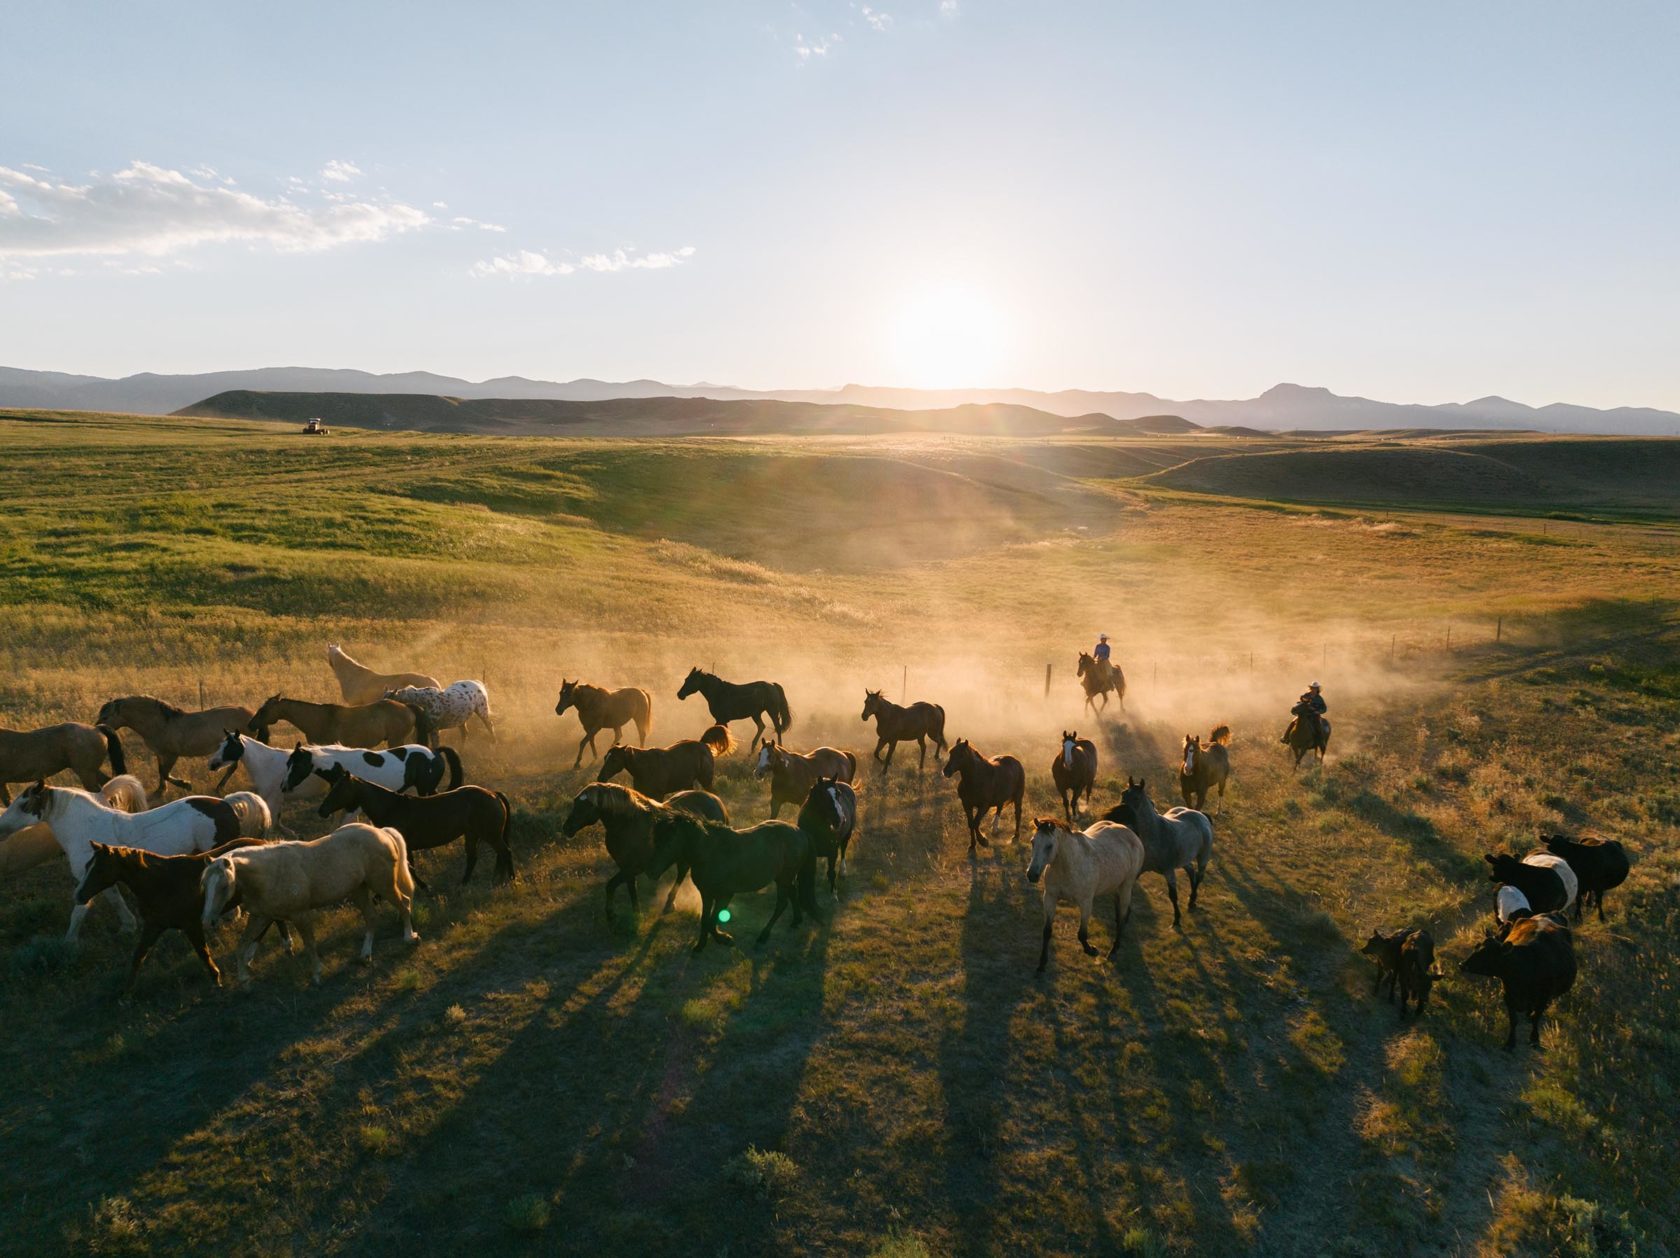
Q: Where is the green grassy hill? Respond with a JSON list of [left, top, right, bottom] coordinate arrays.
[[0, 411, 1677, 1256]]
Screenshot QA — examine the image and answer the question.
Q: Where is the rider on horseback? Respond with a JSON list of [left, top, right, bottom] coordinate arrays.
[[1281, 681, 1327, 745], [1092, 634, 1111, 664]]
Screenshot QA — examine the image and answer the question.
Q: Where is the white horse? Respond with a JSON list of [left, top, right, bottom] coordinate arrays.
[[1026, 817, 1145, 973], [387, 681, 495, 745], [208, 731, 319, 832], [0, 782, 238, 939], [0, 774, 149, 879]]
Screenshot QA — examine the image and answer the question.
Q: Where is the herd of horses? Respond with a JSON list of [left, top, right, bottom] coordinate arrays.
[[0, 643, 1631, 1050]]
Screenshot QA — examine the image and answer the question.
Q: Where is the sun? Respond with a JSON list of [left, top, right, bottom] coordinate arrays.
[[888, 284, 1010, 389]]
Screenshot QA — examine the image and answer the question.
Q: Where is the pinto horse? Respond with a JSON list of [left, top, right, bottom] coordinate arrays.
[[0, 721, 126, 804], [97, 695, 262, 797], [1050, 731, 1097, 822], [677, 667, 790, 752], [1179, 725, 1232, 812], [556, 679, 653, 768], [942, 739, 1025, 853], [1077, 652, 1126, 715], [861, 690, 947, 771]]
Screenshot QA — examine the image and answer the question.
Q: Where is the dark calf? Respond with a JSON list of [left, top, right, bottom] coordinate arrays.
[[1360, 927, 1439, 1018], [1460, 913, 1577, 1051], [1542, 834, 1629, 923]]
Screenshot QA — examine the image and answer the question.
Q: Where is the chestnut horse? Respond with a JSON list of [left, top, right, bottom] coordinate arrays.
[[860, 690, 947, 771], [556, 679, 653, 768], [1179, 725, 1232, 812], [250, 694, 417, 749]]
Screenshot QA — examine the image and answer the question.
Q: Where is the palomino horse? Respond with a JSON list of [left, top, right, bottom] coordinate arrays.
[[1103, 777, 1213, 929], [1076, 652, 1126, 715], [1179, 725, 1232, 812], [561, 781, 729, 915], [647, 810, 820, 953], [555, 679, 653, 768], [1284, 711, 1331, 770], [0, 782, 237, 939], [1050, 731, 1098, 821], [326, 643, 440, 706], [942, 739, 1025, 852], [97, 695, 262, 797], [755, 739, 857, 818], [251, 695, 418, 749], [1026, 817, 1145, 972], [677, 667, 791, 752], [0, 721, 126, 804], [860, 691, 947, 771], [387, 682, 495, 746]]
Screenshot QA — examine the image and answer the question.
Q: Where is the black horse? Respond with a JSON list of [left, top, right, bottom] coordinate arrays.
[[861, 690, 948, 771], [647, 811, 820, 952], [797, 775, 858, 896], [677, 667, 791, 752]]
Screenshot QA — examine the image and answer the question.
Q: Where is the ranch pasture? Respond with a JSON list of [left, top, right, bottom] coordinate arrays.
[[0, 410, 1678, 1255]]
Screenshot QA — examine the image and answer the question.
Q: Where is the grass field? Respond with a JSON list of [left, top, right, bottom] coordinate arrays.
[[2, 411, 1678, 1256]]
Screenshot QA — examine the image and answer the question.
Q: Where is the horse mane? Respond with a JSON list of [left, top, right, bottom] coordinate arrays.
[[327, 643, 372, 674], [121, 694, 187, 719], [587, 781, 661, 818], [1209, 724, 1231, 745]]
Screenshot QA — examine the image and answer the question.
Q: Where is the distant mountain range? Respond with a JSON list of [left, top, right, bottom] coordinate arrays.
[[4, 365, 1678, 435]]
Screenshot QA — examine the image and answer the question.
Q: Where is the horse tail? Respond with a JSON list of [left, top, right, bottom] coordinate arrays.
[[701, 724, 734, 757], [96, 724, 127, 776], [407, 703, 435, 747], [769, 684, 792, 735], [930, 704, 947, 748], [636, 689, 653, 742], [1210, 724, 1231, 745], [438, 745, 464, 791], [495, 791, 514, 847], [844, 750, 858, 779]]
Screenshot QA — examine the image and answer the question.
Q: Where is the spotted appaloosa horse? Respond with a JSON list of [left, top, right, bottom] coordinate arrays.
[[388, 682, 496, 746]]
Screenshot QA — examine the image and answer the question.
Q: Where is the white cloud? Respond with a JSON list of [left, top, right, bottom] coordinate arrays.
[[860, 5, 892, 31], [320, 159, 362, 183], [451, 215, 506, 233], [0, 161, 430, 260], [471, 244, 694, 279], [939, 0, 959, 15], [795, 31, 841, 61]]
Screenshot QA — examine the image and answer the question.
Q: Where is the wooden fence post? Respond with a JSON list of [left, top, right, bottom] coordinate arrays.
[[902, 664, 908, 702], [1043, 662, 1051, 698], [1496, 616, 1503, 643], [198, 678, 206, 708]]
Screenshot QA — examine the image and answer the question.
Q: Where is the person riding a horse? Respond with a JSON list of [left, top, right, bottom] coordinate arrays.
[[1092, 634, 1111, 665], [1281, 682, 1327, 745]]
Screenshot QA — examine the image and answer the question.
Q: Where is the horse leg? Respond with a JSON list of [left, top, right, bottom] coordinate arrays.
[[1037, 907, 1054, 973], [882, 740, 896, 771], [712, 898, 736, 948], [627, 873, 640, 912], [182, 920, 221, 986], [351, 886, 377, 963], [237, 915, 273, 985], [758, 886, 790, 947], [604, 870, 626, 915], [1165, 870, 1182, 929], [460, 835, 480, 885], [917, 737, 928, 771], [663, 859, 688, 913], [827, 854, 838, 895], [693, 895, 712, 953], [0, 783, 9, 806], [127, 922, 167, 987], [750, 715, 766, 752], [1107, 893, 1124, 959], [1013, 794, 1022, 842], [575, 731, 593, 769], [1077, 900, 1098, 957], [1190, 857, 1207, 909], [295, 917, 323, 984]]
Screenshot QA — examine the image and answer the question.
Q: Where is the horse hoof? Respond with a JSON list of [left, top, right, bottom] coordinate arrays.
[[714, 932, 735, 947]]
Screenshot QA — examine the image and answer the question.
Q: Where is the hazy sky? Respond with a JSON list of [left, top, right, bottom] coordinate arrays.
[[2, 2, 1676, 407]]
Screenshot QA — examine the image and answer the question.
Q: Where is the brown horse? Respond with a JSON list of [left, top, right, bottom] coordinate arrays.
[[325, 643, 440, 706], [316, 765, 514, 885], [561, 781, 730, 914], [1179, 725, 1232, 812], [250, 694, 417, 748], [1285, 710, 1331, 771], [555, 679, 653, 768], [1076, 652, 1125, 714], [860, 690, 948, 771], [1050, 731, 1098, 822], [942, 739, 1025, 853], [0, 722, 126, 804], [755, 739, 858, 818], [97, 695, 262, 797], [598, 725, 733, 798]]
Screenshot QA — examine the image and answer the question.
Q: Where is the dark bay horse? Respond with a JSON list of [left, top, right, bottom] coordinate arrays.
[[561, 781, 729, 915], [1077, 652, 1125, 714], [860, 690, 947, 771], [797, 776, 858, 896], [1050, 731, 1097, 822], [555, 679, 653, 768], [599, 725, 732, 798], [677, 668, 790, 752], [647, 811, 819, 952], [1285, 710, 1331, 771], [316, 765, 514, 886], [0, 722, 126, 804], [1179, 725, 1232, 812], [942, 739, 1025, 853]]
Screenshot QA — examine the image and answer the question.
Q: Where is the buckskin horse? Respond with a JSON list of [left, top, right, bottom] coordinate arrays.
[[677, 667, 791, 752]]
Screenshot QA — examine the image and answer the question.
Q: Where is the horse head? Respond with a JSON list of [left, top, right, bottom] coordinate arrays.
[[74, 842, 125, 906], [1121, 777, 1149, 815], [561, 785, 605, 837], [1061, 731, 1077, 768], [200, 856, 239, 931], [282, 743, 315, 792], [555, 679, 577, 717], [861, 690, 883, 721], [96, 697, 121, 726], [1077, 652, 1093, 676], [1026, 818, 1063, 883], [0, 781, 54, 836], [598, 745, 630, 783], [250, 695, 282, 732], [942, 739, 971, 778], [1181, 735, 1199, 776], [315, 764, 357, 817], [209, 729, 244, 771], [754, 741, 775, 777], [677, 668, 705, 700]]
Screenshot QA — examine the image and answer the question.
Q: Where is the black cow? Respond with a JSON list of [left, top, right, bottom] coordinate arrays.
[[1459, 913, 1577, 1050]]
